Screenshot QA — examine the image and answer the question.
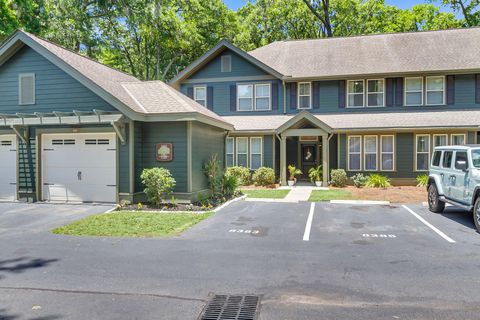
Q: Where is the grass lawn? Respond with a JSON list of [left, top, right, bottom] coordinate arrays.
[[241, 189, 290, 199], [52, 211, 213, 237], [308, 189, 354, 202]]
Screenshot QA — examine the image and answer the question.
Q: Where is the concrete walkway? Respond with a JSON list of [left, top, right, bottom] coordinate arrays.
[[246, 185, 329, 203]]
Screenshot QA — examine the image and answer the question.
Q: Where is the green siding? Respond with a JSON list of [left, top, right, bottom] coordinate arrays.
[[191, 122, 225, 192], [118, 125, 130, 194]]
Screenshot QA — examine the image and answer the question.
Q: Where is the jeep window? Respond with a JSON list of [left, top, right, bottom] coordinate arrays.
[[454, 152, 468, 170], [442, 151, 453, 168], [432, 151, 441, 167], [471, 150, 480, 168]]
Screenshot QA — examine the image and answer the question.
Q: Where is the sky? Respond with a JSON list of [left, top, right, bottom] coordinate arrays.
[[223, 0, 452, 12]]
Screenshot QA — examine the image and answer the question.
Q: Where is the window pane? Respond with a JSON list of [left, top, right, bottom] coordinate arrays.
[[417, 136, 429, 152], [299, 96, 310, 109], [348, 94, 364, 107], [255, 98, 270, 110], [238, 98, 253, 111], [432, 151, 441, 167], [299, 83, 311, 95], [434, 135, 447, 147], [348, 80, 364, 93], [251, 138, 261, 153], [365, 137, 376, 153], [427, 92, 443, 105], [238, 85, 253, 98], [406, 92, 422, 105], [382, 154, 393, 170], [452, 135, 465, 145], [365, 154, 376, 170], [255, 84, 270, 97], [226, 155, 234, 167], [251, 154, 261, 170], [349, 154, 361, 170], [417, 154, 429, 170], [349, 137, 361, 152], [195, 87, 206, 100], [368, 80, 383, 93], [381, 136, 393, 153], [368, 93, 383, 106], [442, 151, 453, 168], [455, 152, 468, 170], [472, 150, 480, 168], [237, 139, 247, 153], [237, 154, 248, 167], [427, 77, 444, 91], [226, 139, 234, 153], [406, 78, 422, 91]]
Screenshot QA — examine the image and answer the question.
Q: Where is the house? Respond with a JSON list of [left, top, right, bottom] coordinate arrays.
[[170, 27, 480, 187], [0, 30, 232, 203]]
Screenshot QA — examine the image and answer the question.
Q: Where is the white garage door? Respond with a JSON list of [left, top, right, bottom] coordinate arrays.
[[42, 133, 117, 203], [0, 135, 17, 201]]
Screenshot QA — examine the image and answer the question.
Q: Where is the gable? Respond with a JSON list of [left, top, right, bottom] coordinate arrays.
[[0, 46, 117, 114]]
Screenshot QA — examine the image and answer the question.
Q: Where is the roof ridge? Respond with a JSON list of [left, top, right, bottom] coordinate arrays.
[[121, 83, 148, 113]]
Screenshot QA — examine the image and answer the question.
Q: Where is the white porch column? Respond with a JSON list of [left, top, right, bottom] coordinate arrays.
[[280, 135, 287, 185], [322, 134, 329, 187]]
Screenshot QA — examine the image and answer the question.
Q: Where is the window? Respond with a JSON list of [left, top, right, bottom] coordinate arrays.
[[237, 84, 253, 111], [250, 137, 263, 170], [236, 137, 248, 167], [405, 77, 423, 106], [298, 82, 311, 109], [451, 134, 466, 145], [426, 76, 445, 105], [433, 134, 448, 147], [367, 79, 384, 107], [416, 134, 430, 171], [348, 136, 362, 171], [194, 86, 206, 107], [226, 138, 234, 167], [364, 136, 377, 171], [347, 80, 364, 108], [471, 149, 480, 168], [255, 84, 271, 111], [19, 73, 35, 105], [432, 151, 441, 167], [221, 55, 231, 72], [455, 151, 468, 170], [442, 151, 453, 168], [381, 135, 394, 171]]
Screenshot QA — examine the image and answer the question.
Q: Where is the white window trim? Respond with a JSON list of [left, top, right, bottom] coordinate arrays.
[[255, 83, 271, 111], [404, 77, 424, 106], [363, 135, 378, 171], [221, 55, 231, 73], [425, 76, 446, 106], [347, 135, 362, 171], [380, 135, 395, 172], [297, 82, 312, 110], [415, 134, 430, 171], [346, 79, 365, 108], [19, 73, 35, 105], [193, 85, 207, 106], [237, 84, 254, 111], [433, 134, 448, 148], [226, 137, 235, 167], [236, 137, 249, 167], [249, 137, 263, 169], [366, 79, 385, 108], [451, 133, 467, 145]]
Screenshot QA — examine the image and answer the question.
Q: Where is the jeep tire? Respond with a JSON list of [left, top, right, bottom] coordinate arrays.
[[473, 197, 480, 233], [428, 183, 445, 213]]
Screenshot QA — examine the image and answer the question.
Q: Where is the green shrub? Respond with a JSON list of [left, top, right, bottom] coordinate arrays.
[[308, 165, 323, 183], [226, 166, 251, 185], [330, 169, 347, 187], [366, 174, 391, 188], [351, 173, 368, 188], [288, 164, 302, 181], [416, 174, 428, 187], [140, 168, 176, 206], [222, 173, 239, 196], [203, 154, 222, 194], [252, 167, 276, 186]]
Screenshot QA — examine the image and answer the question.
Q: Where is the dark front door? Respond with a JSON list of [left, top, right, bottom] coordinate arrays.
[[301, 144, 317, 180]]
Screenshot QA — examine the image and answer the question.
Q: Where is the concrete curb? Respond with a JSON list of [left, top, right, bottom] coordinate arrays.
[[211, 194, 247, 213], [245, 198, 298, 203], [330, 200, 390, 205]]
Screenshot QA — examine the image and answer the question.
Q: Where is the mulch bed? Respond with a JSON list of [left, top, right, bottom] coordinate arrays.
[[339, 186, 427, 203]]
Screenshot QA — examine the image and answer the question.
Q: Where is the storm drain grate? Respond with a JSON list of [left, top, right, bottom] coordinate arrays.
[[199, 294, 261, 320]]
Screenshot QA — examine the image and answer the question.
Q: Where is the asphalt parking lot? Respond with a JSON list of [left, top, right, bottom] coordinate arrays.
[[1, 200, 480, 319]]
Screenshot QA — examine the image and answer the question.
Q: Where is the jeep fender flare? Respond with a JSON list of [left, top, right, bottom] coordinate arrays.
[[471, 186, 480, 206], [428, 175, 445, 196]]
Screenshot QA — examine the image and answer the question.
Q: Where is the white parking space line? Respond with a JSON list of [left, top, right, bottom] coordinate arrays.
[[402, 205, 456, 243], [303, 202, 315, 241]]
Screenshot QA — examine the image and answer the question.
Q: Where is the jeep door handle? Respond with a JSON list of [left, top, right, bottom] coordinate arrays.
[[449, 175, 456, 181]]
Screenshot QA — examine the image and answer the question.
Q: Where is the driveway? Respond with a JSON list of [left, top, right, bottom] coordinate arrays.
[[1, 200, 480, 320]]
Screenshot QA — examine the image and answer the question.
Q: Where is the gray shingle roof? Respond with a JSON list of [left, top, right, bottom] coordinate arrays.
[[223, 110, 480, 131], [248, 28, 480, 79]]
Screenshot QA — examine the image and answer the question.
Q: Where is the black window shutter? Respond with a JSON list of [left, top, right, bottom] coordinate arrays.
[[230, 85, 237, 111], [312, 81, 320, 109], [271, 82, 279, 110], [386, 78, 394, 107], [207, 86, 214, 110], [187, 87, 194, 99], [338, 80, 346, 108], [476, 74, 480, 104], [446, 75, 455, 105], [290, 83, 297, 110], [395, 77, 403, 106]]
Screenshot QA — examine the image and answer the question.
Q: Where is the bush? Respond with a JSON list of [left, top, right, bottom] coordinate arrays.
[[252, 167, 276, 186], [203, 154, 222, 194], [416, 174, 428, 187], [222, 173, 239, 196], [287, 165, 302, 181], [308, 165, 323, 183], [351, 173, 368, 188], [330, 169, 347, 187], [140, 168, 176, 206], [366, 174, 391, 188], [226, 166, 251, 185]]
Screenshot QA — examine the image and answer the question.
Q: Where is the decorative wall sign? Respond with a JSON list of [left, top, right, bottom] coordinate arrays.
[[156, 143, 173, 161]]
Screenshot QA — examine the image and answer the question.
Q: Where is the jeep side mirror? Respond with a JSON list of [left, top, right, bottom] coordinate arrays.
[[456, 160, 467, 171]]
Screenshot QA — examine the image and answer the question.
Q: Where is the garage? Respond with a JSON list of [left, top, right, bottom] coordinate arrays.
[[41, 133, 117, 203], [0, 135, 17, 201]]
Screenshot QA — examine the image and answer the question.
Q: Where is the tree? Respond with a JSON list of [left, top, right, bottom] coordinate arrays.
[[437, 0, 479, 26], [301, 0, 333, 37]]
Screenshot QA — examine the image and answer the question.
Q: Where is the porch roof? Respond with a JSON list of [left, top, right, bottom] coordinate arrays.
[[222, 109, 480, 133]]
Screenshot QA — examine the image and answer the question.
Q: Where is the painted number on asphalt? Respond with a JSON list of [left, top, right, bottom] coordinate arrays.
[[229, 229, 260, 234], [362, 233, 397, 238]]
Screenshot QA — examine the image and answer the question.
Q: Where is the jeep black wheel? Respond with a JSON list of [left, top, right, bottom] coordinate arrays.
[[473, 198, 480, 233], [428, 184, 445, 213]]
